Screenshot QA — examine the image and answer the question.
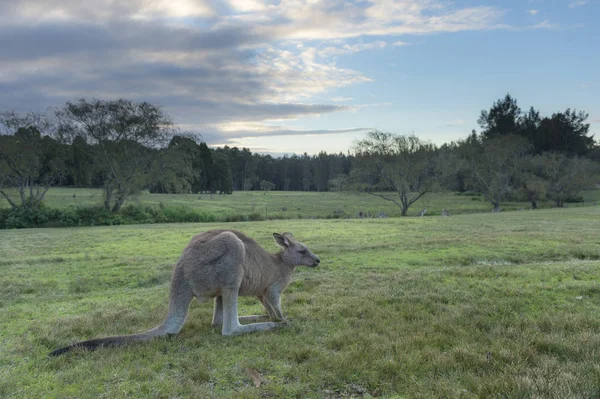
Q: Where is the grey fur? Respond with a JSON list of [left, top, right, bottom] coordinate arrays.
[[49, 230, 320, 356]]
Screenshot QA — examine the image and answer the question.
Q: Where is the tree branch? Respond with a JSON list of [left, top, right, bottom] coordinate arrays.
[[0, 189, 18, 209], [366, 191, 403, 209]]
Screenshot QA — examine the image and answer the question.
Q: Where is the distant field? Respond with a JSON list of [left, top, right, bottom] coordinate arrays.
[[2, 187, 600, 219], [2, 207, 600, 397]]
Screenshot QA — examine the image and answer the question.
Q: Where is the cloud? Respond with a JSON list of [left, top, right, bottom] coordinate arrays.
[[180, 122, 372, 149], [0, 0, 217, 24], [569, 0, 589, 8], [318, 41, 389, 57], [350, 102, 394, 110], [530, 20, 560, 29], [444, 119, 465, 128], [0, 0, 515, 148], [212, 123, 371, 139], [527, 9, 539, 15], [331, 97, 353, 102]]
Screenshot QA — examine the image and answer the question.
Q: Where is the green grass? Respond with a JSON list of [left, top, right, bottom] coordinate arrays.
[[2, 187, 600, 221], [2, 207, 600, 397]]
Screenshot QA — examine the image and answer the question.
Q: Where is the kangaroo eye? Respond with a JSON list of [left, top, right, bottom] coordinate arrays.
[[299, 250, 307, 255]]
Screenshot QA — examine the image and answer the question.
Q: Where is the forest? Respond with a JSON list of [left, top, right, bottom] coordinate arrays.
[[1, 94, 598, 218]]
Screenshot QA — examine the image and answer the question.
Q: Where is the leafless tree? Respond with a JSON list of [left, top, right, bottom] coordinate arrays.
[[532, 152, 595, 207], [464, 135, 530, 212], [352, 131, 437, 216]]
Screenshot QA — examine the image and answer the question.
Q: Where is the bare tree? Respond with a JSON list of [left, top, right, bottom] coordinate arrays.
[[533, 153, 595, 207], [465, 135, 530, 212], [0, 111, 65, 209], [56, 99, 177, 212], [515, 155, 546, 209], [352, 131, 437, 216]]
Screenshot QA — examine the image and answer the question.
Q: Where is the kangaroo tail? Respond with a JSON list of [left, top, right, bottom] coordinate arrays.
[[49, 265, 193, 357], [48, 329, 163, 356]]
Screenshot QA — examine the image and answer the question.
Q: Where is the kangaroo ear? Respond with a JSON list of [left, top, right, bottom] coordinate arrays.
[[273, 233, 290, 248], [282, 232, 294, 239]]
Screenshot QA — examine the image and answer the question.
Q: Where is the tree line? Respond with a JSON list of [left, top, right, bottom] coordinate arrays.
[[1, 95, 598, 216]]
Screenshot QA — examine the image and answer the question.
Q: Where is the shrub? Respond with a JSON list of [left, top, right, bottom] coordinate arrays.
[[58, 208, 79, 227], [3, 205, 59, 229], [224, 214, 246, 222], [121, 203, 158, 224], [161, 205, 202, 223], [74, 205, 114, 226], [565, 195, 584, 203], [248, 212, 265, 221], [0, 208, 10, 229]]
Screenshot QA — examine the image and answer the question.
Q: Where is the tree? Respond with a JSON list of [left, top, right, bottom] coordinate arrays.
[[211, 151, 233, 194], [260, 180, 276, 191], [313, 152, 330, 192], [56, 99, 176, 212], [328, 174, 349, 191], [533, 153, 595, 207], [148, 139, 199, 194], [533, 109, 595, 156], [464, 135, 530, 212], [352, 131, 437, 216], [0, 111, 66, 209], [301, 153, 313, 191], [478, 94, 522, 140], [152, 135, 204, 194], [68, 135, 94, 187], [515, 155, 546, 209], [197, 142, 214, 193], [519, 106, 542, 150]]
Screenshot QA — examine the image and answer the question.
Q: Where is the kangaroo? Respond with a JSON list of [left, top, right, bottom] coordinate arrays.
[[49, 230, 320, 356]]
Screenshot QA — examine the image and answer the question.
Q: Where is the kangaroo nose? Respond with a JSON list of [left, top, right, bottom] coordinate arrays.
[[315, 257, 321, 265]]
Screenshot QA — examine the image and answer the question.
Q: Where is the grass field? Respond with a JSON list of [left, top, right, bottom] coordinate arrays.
[[2, 207, 600, 397], [3, 187, 600, 220]]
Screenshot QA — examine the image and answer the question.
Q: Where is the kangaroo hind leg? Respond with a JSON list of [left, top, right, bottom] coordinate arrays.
[[221, 289, 281, 335], [213, 295, 269, 326], [157, 265, 195, 335]]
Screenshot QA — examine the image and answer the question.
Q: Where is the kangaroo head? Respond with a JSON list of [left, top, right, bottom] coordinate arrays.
[[273, 232, 320, 267]]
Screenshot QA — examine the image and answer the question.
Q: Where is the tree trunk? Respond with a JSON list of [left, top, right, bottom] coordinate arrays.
[[111, 191, 127, 213], [103, 186, 113, 211], [18, 184, 27, 208], [524, 185, 537, 210], [555, 199, 563, 208], [400, 195, 409, 216], [492, 202, 501, 212]]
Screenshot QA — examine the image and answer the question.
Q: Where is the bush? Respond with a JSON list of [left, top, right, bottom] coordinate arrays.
[[455, 191, 481, 196], [58, 208, 79, 227], [224, 214, 246, 222], [3, 205, 60, 229], [121, 203, 160, 224], [0, 208, 10, 229], [0, 202, 256, 229], [565, 195, 584, 203], [74, 205, 115, 226], [248, 212, 265, 221], [161, 205, 202, 223]]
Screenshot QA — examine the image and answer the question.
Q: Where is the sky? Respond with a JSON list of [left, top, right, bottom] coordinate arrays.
[[1, 0, 598, 155]]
